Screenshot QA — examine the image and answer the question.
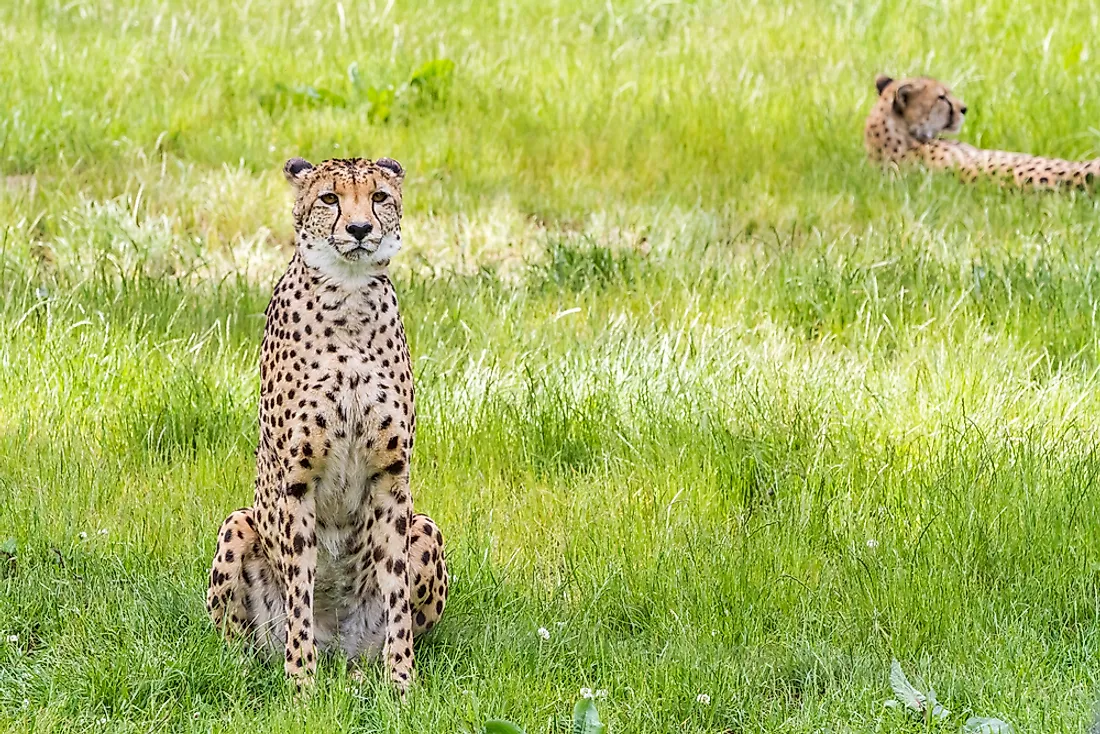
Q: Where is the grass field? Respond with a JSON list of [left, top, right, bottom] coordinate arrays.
[[3, 0, 1100, 731]]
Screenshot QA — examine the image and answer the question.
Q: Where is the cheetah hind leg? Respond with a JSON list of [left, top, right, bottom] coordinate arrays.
[[206, 508, 286, 657], [408, 513, 449, 638]]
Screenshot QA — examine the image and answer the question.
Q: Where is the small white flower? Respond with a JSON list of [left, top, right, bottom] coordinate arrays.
[[696, 693, 711, 705], [22, 699, 29, 708], [6, 634, 18, 643], [97, 529, 108, 536], [536, 627, 550, 640], [866, 538, 879, 549], [711, 629, 718, 636], [268, 145, 276, 153], [595, 689, 608, 698], [193, 712, 200, 720], [78, 532, 88, 540], [580, 687, 593, 699], [97, 718, 107, 725]]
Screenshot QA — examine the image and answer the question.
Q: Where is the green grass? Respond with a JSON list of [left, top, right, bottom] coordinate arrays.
[[2, 0, 1100, 731]]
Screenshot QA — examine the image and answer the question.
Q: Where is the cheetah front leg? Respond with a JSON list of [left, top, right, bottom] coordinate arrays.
[[408, 513, 448, 636], [277, 479, 319, 689], [371, 475, 416, 695]]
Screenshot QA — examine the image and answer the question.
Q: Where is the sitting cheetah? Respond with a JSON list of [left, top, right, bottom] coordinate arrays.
[[206, 156, 448, 694], [865, 74, 1100, 189]]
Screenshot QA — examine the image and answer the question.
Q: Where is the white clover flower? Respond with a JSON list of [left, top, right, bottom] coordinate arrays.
[[78, 532, 88, 540], [696, 693, 711, 705], [580, 687, 593, 699], [97, 718, 107, 725], [536, 627, 550, 640], [866, 538, 879, 549], [6, 634, 18, 643]]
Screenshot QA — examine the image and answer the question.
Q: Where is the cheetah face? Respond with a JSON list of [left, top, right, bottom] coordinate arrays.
[[876, 75, 967, 143], [283, 156, 405, 279]]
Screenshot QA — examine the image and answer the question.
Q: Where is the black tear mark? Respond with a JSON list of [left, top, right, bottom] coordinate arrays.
[[371, 196, 386, 231], [330, 177, 340, 238]]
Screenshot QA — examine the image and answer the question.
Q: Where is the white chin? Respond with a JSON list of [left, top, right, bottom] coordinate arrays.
[[300, 235, 402, 284]]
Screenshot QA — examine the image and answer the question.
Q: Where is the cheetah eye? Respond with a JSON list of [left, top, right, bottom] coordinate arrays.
[[319, 193, 338, 205], [939, 94, 948, 101], [371, 191, 389, 203]]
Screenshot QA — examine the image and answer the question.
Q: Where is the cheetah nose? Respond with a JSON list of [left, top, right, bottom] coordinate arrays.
[[345, 221, 373, 241], [960, 105, 968, 115]]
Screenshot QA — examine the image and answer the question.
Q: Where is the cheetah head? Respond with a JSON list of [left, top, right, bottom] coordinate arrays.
[[283, 156, 405, 278], [875, 75, 967, 143]]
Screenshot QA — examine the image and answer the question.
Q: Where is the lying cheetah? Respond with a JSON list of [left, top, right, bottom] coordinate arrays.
[[207, 156, 448, 694], [865, 74, 1100, 189]]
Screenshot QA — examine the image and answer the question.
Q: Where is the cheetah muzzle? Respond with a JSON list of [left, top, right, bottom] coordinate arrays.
[[206, 156, 448, 696]]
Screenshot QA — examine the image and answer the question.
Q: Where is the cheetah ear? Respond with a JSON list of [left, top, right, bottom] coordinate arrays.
[[283, 157, 314, 187], [375, 157, 405, 182], [893, 83, 915, 115], [875, 74, 893, 95]]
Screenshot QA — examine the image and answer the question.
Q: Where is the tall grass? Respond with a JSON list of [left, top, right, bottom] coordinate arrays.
[[2, 0, 1100, 731]]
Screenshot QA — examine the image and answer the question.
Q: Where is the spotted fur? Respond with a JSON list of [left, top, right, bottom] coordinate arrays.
[[207, 157, 448, 695], [865, 74, 1099, 190]]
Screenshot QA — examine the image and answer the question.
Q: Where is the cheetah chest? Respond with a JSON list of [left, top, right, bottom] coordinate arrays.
[[314, 369, 411, 545], [302, 285, 415, 652]]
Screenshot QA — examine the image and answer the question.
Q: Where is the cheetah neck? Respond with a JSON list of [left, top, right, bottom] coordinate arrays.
[[277, 250, 400, 332], [864, 98, 924, 164]]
